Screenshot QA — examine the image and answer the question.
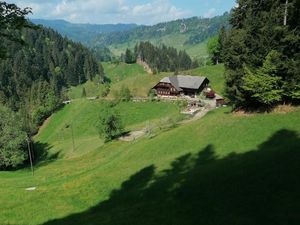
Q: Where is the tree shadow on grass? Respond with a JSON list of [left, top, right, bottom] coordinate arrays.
[[42, 129, 300, 225], [33, 142, 62, 167], [5, 142, 61, 171]]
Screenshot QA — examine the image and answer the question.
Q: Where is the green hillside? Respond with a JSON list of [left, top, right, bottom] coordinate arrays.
[[183, 64, 225, 95], [105, 63, 225, 97], [31, 14, 229, 60], [1, 62, 299, 225], [109, 34, 209, 59], [2, 2, 300, 225], [0, 103, 299, 225], [68, 63, 225, 99], [31, 19, 138, 45], [93, 13, 229, 60], [35, 100, 183, 158]]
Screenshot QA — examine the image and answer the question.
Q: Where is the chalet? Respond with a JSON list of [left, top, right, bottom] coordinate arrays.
[[153, 75, 209, 97]]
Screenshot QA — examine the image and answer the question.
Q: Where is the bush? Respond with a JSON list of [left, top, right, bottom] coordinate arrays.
[[96, 103, 124, 142], [114, 86, 132, 102], [177, 100, 188, 110], [100, 83, 110, 97], [81, 87, 87, 98], [148, 89, 156, 101], [0, 105, 27, 169]]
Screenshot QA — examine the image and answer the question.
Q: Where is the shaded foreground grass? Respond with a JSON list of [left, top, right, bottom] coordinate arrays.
[[43, 129, 300, 225], [0, 108, 300, 225]]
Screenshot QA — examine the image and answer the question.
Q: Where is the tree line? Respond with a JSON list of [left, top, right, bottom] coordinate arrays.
[[0, 2, 104, 169], [123, 41, 197, 73], [211, 0, 300, 109]]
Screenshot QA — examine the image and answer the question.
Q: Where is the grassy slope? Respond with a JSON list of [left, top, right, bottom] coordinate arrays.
[[34, 100, 182, 159], [68, 63, 225, 99], [1, 64, 299, 225], [183, 64, 225, 95], [68, 63, 148, 99], [68, 81, 101, 99], [0, 106, 299, 225], [106, 63, 225, 97], [102, 62, 148, 83]]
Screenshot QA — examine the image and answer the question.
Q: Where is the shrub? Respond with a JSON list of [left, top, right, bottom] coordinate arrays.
[[96, 103, 124, 142]]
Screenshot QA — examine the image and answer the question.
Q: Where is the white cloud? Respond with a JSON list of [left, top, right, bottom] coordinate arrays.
[[6, 0, 191, 25], [203, 8, 216, 18], [130, 0, 190, 24]]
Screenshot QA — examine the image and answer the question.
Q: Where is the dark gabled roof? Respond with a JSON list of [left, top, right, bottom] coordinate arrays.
[[160, 75, 208, 91]]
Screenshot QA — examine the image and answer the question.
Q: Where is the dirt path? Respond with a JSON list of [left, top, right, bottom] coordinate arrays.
[[119, 130, 146, 142], [119, 101, 216, 142], [178, 108, 211, 125]]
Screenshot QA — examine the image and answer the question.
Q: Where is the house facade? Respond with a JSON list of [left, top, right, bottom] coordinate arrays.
[[153, 75, 209, 97]]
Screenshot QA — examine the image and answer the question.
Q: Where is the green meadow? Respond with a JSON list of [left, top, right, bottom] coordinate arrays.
[[1, 105, 299, 225], [68, 63, 225, 99], [35, 100, 183, 159], [1, 64, 299, 225]]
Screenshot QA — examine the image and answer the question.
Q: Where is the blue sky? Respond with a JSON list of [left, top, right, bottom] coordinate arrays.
[[6, 0, 236, 25]]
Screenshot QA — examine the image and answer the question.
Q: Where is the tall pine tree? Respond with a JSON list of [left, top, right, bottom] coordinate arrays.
[[223, 0, 300, 108]]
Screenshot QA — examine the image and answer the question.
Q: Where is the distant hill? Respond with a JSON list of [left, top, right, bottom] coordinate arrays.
[[31, 14, 229, 60], [31, 19, 139, 44], [92, 13, 230, 59]]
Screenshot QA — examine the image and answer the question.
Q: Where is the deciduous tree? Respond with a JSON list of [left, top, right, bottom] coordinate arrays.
[[0, 2, 32, 58], [0, 104, 27, 169], [96, 104, 124, 142]]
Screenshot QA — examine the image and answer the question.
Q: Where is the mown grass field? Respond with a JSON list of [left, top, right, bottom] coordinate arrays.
[[0, 104, 299, 225], [35, 100, 183, 159]]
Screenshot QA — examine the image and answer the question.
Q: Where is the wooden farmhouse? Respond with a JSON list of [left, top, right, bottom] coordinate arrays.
[[153, 75, 209, 96]]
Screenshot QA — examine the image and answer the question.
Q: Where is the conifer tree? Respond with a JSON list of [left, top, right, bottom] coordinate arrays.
[[222, 0, 300, 108]]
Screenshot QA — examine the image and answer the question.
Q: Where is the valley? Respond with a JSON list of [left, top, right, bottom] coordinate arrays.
[[1, 1, 300, 225]]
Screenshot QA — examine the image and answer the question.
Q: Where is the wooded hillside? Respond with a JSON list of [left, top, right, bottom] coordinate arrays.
[[0, 3, 103, 169], [92, 13, 229, 47], [0, 26, 103, 118], [222, 0, 300, 108]]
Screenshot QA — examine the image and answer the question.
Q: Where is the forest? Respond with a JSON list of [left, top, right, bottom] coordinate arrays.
[[0, 2, 103, 169], [215, 0, 300, 108], [92, 13, 230, 47], [123, 42, 196, 73]]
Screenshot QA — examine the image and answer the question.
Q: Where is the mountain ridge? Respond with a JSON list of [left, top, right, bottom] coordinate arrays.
[[31, 19, 139, 44]]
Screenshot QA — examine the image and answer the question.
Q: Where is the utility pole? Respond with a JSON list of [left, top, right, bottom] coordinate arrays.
[[284, 0, 288, 26], [26, 136, 34, 176]]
